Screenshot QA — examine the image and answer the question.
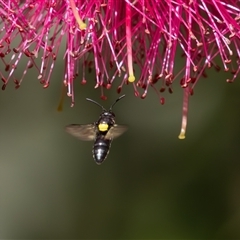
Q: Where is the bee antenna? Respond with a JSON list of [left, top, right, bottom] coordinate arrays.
[[86, 98, 106, 111], [109, 94, 126, 111]]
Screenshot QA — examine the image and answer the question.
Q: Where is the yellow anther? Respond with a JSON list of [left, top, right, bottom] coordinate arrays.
[[79, 22, 87, 30], [128, 74, 135, 82], [178, 129, 186, 139]]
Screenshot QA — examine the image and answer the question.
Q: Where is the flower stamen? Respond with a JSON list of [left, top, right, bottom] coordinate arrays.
[[69, 0, 86, 30], [126, 3, 135, 83], [178, 88, 189, 140]]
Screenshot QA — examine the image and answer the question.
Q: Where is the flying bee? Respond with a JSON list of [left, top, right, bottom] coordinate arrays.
[[65, 95, 127, 165]]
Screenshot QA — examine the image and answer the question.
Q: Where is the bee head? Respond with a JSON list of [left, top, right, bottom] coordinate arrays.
[[102, 111, 115, 117]]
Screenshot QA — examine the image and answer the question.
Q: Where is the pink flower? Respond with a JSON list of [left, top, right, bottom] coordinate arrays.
[[1, 0, 240, 138]]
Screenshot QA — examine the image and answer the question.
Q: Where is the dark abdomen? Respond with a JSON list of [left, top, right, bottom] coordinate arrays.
[[93, 136, 112, 164]]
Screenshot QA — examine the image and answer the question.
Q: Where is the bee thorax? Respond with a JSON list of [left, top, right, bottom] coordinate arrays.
[[98, 123, 109, 132]]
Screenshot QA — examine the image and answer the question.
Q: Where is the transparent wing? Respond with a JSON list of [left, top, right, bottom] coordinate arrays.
[[105, 124, 128, 140], [65, 124, 96, 141]]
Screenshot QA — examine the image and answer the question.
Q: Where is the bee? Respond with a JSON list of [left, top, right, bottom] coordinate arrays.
[[65, 95, 127, 165]]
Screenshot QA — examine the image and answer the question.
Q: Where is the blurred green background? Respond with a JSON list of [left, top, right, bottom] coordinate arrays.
[[0, 58, 240, 238]]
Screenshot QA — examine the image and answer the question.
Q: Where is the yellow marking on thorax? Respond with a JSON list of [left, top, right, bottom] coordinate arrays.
[[98, 123, 109, 132]]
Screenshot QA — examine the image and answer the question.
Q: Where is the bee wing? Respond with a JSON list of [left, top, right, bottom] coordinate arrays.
[[65, 124, 96, 141], [105, 124, 128, 140]]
